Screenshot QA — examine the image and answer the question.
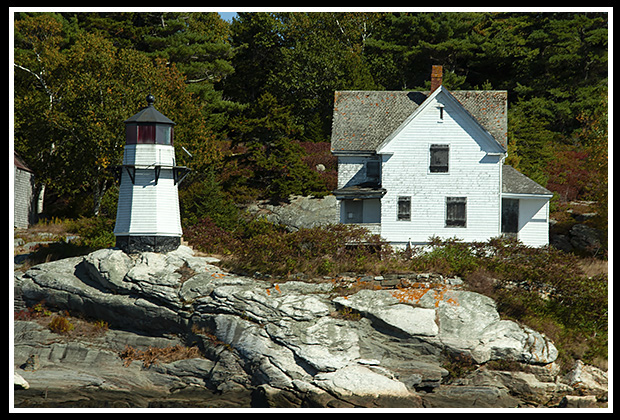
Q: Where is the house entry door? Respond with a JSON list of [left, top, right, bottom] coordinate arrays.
[[502, 198, 519, 238]]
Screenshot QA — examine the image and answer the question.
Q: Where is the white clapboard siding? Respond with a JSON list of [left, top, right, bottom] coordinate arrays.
[[114, 168, 182, 236], [123, 144, 176, 167], [377, 91, 503, 245], [517, 198, 549, 247]]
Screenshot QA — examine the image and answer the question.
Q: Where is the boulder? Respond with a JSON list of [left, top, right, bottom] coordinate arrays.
[[569, 224, 602, 252], [559, 395, 599, 408], [336, 288, 557, 365], [461, 366, 572, 405], [421, 385, 521, 408], [312, 365, 422, 408], [266, 316, 360, 372], [14, 372, 29, 390], [420, 289, 557, 364], [562, 360, 608, 395], [246, 195, 339, 231], [334, 289, 438, 337], [83, 248, 133, 293]]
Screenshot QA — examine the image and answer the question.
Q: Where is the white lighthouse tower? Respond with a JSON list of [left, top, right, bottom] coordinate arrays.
[[114, 94, 188, 253]]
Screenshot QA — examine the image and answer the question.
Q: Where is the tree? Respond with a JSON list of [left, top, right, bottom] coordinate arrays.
[[14, 13, 219, 216], [60, 11, 240, 137], [224, 12, 285, 104], [225, 12, 379, 143], [226, 92, 325, 201]]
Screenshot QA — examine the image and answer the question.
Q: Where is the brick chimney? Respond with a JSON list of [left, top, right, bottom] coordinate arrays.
[[430, 65, 443, 93]]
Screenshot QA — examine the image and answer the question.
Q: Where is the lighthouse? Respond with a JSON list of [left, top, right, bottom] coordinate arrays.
[[114, 94, 188, 253]]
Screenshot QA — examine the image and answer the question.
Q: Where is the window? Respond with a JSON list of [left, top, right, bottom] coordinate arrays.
[[344, 200, 363, 223], [446, 197, 466, 227], [398, 196, 411, 221], [156, 125, 173, 145], [137, 125, 156, 143], [366, 160, 380, 181], [125, 124, 138, 144], [430, 144, 449, 173], [501, 198, 519, 237], [125, 123, 173, 145]]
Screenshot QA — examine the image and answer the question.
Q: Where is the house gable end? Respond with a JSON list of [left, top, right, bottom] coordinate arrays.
[[376, 86, 506, 155]]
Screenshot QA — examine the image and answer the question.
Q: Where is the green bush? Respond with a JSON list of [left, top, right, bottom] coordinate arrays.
[[411, 236, 480, 276], [65, 216, 115, 249], [186, 221, 387, 277]]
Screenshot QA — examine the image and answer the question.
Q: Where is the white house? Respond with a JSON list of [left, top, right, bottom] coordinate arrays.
[[331, 66, 553, 248]]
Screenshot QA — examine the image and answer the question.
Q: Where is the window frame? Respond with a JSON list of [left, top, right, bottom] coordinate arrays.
[[445, 196, 467, 228], [429, 144, 449, 173], [366, 160, 380, 182], [344, 200, 363, 224], [397, 196, 411, 221]]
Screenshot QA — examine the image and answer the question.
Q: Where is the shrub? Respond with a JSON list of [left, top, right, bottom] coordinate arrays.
[[184, 216, 241, 255], [442, 350, 478, 382], [48, 315, 75, 335], [118, 345, 203, 368], [14, 301, 52, 320], [412, 237, 480, 276], [221, 224, 388, 277], [65, 216, 115, 249]]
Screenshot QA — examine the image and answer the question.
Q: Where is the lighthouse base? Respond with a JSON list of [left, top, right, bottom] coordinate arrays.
[[115, 235, 181, 254]]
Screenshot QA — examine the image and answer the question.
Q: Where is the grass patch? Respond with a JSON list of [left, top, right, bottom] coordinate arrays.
[[118, 344, 203, 368]]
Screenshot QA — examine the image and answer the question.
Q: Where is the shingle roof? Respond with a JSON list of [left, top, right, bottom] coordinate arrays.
[[502, 165, 553, 196], [14, 152, 33, 173], [330, 89, 507, 152]]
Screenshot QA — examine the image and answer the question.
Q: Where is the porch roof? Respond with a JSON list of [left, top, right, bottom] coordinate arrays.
[[333, 184, 387, 199], [502, 165, 553, 197]]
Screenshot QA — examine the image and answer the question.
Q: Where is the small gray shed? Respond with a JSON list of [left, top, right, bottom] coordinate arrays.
[[14, 152, 36, 229]]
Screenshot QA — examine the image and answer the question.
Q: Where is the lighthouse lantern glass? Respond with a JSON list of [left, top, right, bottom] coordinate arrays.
[[126, 123, 173, 145], [157, 125, 172, 145]]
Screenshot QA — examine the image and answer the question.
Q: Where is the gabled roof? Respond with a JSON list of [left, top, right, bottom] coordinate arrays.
[[502, 165, 553, 196], [331, 88, 507, 153]]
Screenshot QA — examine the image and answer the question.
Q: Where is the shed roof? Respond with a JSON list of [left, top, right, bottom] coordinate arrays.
[[14, 152, 33, 173], [502, 165, 552, 196], [331, 89, 507, 153]]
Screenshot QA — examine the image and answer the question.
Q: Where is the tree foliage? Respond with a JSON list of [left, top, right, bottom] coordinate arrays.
[[14, 13, 219, 215], [13, 11, 608, 220]]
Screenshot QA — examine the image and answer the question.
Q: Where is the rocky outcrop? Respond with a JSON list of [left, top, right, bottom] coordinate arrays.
[[13, 246, 607, 408], [246, 195, 339, 231], [550, 223, 605, 255]]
